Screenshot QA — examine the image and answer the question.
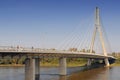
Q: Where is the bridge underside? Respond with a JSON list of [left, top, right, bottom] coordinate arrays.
[[0, 51, 114, 59]]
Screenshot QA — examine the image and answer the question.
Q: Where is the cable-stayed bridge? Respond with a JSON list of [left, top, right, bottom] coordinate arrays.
[[0, 7, 115, 80], [0, 46, 115, 59]]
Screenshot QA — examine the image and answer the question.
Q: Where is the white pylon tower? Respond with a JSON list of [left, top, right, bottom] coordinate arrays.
[[90, 7, 110, 66]]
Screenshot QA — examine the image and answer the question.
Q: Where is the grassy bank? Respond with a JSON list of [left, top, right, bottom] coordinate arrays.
[[1, 62, 120, 67], [0, 62, 86, 67], [0, 64, 24, 67], [110, 63, 120, 66], [110, 57, 120, 66]]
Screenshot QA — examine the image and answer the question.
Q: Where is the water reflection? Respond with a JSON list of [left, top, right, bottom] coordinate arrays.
[[59, 76, 67, 80], [68, 67, 110, 80], [0, 66, 120, 80]]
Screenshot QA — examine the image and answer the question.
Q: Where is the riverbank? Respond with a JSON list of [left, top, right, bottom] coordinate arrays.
[[0, 62, 120, 67], [110, 63, 120, 66], [0, 62, 86, 67], [0, 64, 24, 67]]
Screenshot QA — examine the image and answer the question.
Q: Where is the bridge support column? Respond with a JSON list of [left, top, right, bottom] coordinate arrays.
[[59, 57, 67, 75], [35, 58, 40, 80], [104, 58, 110, 67], [87, 59, 92, 66], [25, 58, 35, 80], [25, 58, 40, 80]]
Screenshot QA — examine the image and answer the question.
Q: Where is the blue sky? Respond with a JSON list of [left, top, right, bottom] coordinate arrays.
[[0, 0, 120, 52]]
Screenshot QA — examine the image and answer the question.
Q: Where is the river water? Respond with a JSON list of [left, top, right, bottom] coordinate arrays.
[[0, 66, 120, 80]]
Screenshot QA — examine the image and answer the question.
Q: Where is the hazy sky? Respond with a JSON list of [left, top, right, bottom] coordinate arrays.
[[0, 0, 120, 52]]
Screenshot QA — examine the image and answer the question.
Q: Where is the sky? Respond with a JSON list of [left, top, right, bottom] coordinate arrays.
[[0, 0, 120, 52]]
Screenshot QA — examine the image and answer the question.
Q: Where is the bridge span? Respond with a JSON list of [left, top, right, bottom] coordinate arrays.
[[0, 48, 114, 59], [0, 46, 116, 80]]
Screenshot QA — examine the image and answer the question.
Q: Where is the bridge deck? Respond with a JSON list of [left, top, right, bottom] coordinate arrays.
[[0, 50, 115, 59], [0, 46, 115, 60]]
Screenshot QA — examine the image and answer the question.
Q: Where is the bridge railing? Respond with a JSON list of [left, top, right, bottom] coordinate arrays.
[[0, 46, 42, 52], [0, 46, 111, 55], [0, 46, 65, 52]]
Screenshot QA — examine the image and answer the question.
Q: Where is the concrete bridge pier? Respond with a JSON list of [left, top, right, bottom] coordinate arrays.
[[87, 59, 92, 66], [35, 58, 40, 80], [25, 57, 40, 80], [25, 58, 35, 80], [59, 57, 67, 75], [104, 58, 110, 67]]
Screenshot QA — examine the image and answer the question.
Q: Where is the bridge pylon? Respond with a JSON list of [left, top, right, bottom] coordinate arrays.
[[89, 7, 110, 67]]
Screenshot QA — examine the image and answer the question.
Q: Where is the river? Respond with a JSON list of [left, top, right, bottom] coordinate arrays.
[[0, 66, 120, 80]]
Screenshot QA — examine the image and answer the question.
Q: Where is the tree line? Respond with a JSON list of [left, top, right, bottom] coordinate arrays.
[[0, 56, 87, 65]]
